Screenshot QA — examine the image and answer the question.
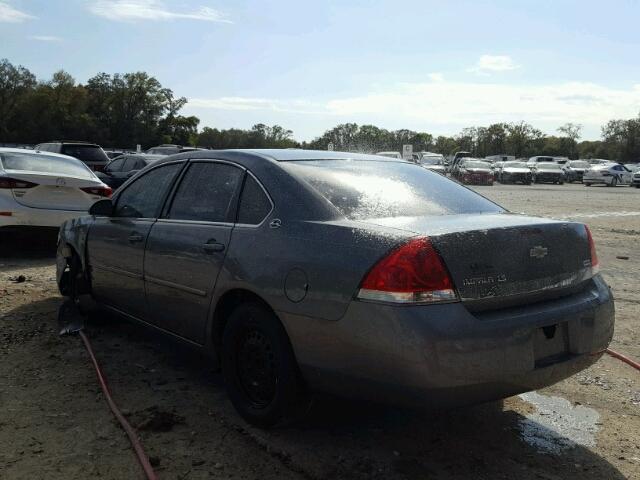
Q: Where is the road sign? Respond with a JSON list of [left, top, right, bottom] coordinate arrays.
[[327, 142, 334, 151], [402, 144, 413, 160]]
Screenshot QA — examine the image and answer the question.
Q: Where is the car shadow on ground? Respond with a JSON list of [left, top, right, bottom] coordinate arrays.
[[2, 296, 629, 480], [0, 229, 58, 266]]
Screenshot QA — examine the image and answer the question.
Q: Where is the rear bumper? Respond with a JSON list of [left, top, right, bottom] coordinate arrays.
[[280, 275, 614, 408], [0, 202, 87, 228], [583, 176, 610, 185]]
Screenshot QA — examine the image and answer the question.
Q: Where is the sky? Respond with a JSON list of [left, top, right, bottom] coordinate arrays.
[[2, 0, 640, 141]]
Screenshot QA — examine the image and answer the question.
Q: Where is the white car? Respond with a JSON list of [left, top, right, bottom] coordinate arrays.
[[0, 148, 112, 230], [583, 163, 633, 187]]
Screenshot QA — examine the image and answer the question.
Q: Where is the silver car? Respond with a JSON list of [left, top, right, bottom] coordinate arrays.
[[57, 149, 614, 427]]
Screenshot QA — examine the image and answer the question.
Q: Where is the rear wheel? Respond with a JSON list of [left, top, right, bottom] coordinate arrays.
[[585, 183, 592, 187], [221, 302, 307, 428]]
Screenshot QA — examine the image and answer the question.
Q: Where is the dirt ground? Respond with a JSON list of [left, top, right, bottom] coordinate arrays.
[[1, 183, 639, 480]]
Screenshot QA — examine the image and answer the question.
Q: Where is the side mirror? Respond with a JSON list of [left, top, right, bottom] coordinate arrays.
[[89, 199, 113, 216]]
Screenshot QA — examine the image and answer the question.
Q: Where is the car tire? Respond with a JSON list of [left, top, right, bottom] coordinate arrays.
[[221, 302, 308, 428], [610, 177, 618, 187], [585, 183, 591, 187], [559, 181, 564, 185]]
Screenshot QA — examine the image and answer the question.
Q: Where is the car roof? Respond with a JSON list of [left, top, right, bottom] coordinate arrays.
[[156, 149, 406, 165], [0, 147, 81, 162], [113, 153, 164, 160], [38, 141, 101, 146]]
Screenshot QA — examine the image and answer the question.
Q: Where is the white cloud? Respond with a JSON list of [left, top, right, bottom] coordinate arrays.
[[28, 35, 63, 42], [470, 55, 519, 74], [187, 80, 640, 138], [189, 97, 323, 114], [88, 0, 231, 23], [428, 72, 444, 82], [0, 2, 35, 22]]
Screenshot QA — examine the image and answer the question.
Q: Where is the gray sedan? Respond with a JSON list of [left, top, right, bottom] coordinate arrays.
[[56, 149, 614, 427]]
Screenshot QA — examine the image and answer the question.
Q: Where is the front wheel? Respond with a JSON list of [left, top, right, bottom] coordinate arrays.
[[221, 302, 307, 428]]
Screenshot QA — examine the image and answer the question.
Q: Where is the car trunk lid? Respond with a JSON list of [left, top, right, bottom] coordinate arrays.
[[8, 171, 101, 211], [362, 213, 593, 311]]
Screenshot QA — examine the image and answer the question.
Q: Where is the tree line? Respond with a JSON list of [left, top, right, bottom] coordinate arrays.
[[1, 59, 639, 161]]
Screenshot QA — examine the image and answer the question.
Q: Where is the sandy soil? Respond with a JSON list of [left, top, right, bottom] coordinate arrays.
[[1, 183, 638, 479]]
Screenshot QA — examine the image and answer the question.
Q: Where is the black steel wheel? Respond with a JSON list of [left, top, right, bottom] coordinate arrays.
[[221, 302, 308, 428], [236, 328, 277, 408]]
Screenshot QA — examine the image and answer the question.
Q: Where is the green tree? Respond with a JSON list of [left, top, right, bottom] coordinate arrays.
[[0, 59, 36, 140]]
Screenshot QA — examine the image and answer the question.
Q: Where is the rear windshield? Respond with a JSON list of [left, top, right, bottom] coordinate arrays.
[[282, 160, 503, 220], [569, 161, 590, 168], [0, 152, 94, 178], [61, 145, 108, 163], [503, 162, 528, 168], [462, 161, 491, 168]]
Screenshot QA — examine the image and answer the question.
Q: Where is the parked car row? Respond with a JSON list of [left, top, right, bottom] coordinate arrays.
[[413, 153, 639, 188]]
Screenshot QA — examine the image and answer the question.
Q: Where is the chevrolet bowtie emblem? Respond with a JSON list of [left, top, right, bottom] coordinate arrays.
[[529, 245, 548, 259]]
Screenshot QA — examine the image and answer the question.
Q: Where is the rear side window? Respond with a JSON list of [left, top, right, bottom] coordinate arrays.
[[61, 145, 108, 163], [115, 163, 181, 218], [167, 162, 243, 223], [0, 151, 93, 179], [122, 157, 138, 171], [106, 158, 125, 173], [238, 174, 272, 225], [282, 160, 503, 220]]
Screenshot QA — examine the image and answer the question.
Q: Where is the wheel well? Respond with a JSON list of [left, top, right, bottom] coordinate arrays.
[[212, 289, 277, 350]]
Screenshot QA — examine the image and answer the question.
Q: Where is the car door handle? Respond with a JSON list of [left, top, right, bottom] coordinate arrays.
[[128, 233, 144, 243], [203, 240, 225, 253]]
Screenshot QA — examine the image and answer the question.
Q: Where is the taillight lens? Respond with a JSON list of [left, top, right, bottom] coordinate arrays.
[[584, 225, 599, 275], [357, 237, 458, 304], [0, 177, 38, 189], [81, 186, 112, 198]]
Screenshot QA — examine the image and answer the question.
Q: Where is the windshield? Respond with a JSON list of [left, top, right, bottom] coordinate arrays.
[[61, 145, 108, 163], [0, 151, 95, 178], [420, 156, 444, 165], [462, 161, 491, 169], [569, 161, 590, 168], [282, 160, 503, 220], [538, 163, 561, 170], [503, 162, 529, 168]]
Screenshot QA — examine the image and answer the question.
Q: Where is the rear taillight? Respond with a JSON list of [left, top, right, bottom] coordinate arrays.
[[584, 225, 599, 275], [357, 237, 458, 304], [81, 186, 112, 198], [0, 177, 38, 189]]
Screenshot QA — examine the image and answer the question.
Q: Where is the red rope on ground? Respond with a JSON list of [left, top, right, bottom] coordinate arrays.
[[606, 348, 640, 372], [79, 330, 158, 480]]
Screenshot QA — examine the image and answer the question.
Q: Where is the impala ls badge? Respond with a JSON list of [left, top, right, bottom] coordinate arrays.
[[530, 245, 548, 259]]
